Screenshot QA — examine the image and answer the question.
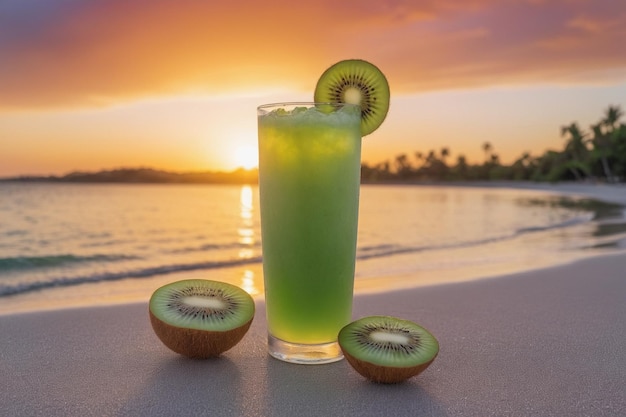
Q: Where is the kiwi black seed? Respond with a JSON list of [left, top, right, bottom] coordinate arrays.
[[314, 59, 390, 136], [149, 279, 255, 358], [338, 316, 439, 384]]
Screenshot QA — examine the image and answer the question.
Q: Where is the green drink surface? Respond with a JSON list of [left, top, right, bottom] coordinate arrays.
[[258, 105, 362, 344]]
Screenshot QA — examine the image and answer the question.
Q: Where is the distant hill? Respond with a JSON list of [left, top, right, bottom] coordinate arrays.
[[1, 167, 259, 184]]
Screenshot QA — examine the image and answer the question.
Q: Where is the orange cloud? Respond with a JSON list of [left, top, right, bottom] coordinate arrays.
[[1, 0, 625, 110]]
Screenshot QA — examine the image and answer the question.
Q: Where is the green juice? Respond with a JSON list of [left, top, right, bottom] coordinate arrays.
[[258, 104, 362, 345]]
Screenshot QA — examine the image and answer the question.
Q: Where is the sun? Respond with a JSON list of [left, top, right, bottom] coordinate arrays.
[[234, 145, 258, 170]]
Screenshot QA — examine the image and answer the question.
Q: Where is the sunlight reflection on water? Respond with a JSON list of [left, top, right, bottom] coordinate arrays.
[[1, 183, 625, 314], [238, 185, 260, 296]]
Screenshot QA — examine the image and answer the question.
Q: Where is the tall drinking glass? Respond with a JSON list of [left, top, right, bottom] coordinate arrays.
[[257, 102, 362, 364]]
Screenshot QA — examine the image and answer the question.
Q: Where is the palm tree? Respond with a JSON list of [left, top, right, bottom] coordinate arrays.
[[511, 152, 532, 180], [439, 147, 451, 179], [414, 151, 425, 169], [421, 149, 448, 180], [440, 147, 450, 162], [375, 161, 391, 180], [602, 105, 624, 133], [454, 154, 469, 180], [482, 142, 492, 162], [613, 122, 626, 179], [394, 153, 413, 179], [590, 122, 614, 182], [426, 149, 437, 164], [560, 122, 590, 181], [600, 105, 624, 182], [519, 152, 531, 165]]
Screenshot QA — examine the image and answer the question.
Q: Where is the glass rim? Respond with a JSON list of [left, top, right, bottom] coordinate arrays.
[[257, 102, 360, 112]]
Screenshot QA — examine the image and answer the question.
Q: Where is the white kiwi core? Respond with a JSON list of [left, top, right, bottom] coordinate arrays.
[[344, 87, 362, 106], [369, 331, 411, 345], [182, 295, 227, 309]]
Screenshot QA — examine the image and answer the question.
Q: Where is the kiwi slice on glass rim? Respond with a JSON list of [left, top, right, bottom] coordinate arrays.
[[314, 59, 390, 136], [338, 316, 439, 384], [149, 279, 255, 358]]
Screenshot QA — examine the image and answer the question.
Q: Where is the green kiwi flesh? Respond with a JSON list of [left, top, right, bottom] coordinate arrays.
[[338, 316, 439, 384], [149, 279, 255, 358], [314, 59, 390, 137]]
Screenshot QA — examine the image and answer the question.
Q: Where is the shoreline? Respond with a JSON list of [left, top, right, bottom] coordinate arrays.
[[365, 180, 626, 205], [1, 181, 625, 317], [4, 178, 626, 204]]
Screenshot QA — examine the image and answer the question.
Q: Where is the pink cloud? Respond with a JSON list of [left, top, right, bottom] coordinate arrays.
[[0, 0, 624, 109]]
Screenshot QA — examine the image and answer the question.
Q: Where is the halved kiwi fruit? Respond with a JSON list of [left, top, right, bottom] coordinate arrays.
[[338, 316, 439, 384], [314, 59, 390, 136], [149, 279, 255, 358]]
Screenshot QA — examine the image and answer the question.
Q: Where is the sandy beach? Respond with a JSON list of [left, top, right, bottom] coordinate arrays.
[[452, 181, 626, 205], [1, 182, 625, 416], [1, 252, 625, 416]]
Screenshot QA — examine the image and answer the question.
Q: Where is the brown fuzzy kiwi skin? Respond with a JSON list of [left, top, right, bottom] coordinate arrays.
[[341, 348, 438, 384], [149, 309, 253, 358]]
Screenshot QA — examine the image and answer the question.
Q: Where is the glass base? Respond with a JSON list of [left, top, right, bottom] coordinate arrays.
[[267, 334, 344, 364]]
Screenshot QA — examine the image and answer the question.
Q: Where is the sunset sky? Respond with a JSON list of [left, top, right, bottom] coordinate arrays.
[[1, 0, 625, 177]]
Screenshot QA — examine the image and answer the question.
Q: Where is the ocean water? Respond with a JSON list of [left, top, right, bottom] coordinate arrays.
[[1, 182, 625, 314]]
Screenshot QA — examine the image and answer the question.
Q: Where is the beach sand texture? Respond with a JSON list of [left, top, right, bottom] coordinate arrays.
[[2, 252, 625, 417]]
